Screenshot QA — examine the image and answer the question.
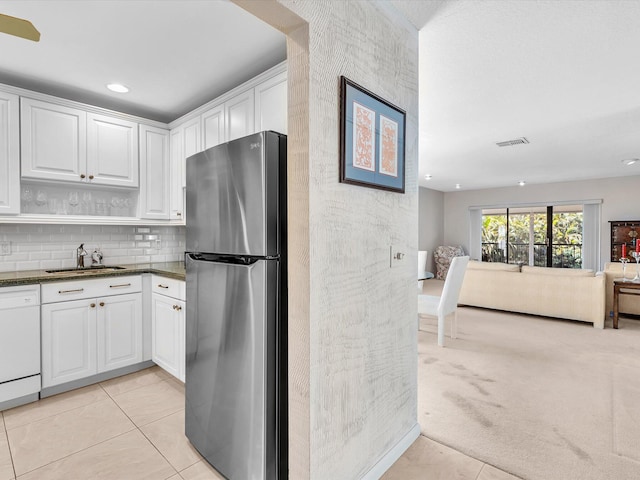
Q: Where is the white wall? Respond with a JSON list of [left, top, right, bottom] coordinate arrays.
[[443, 175, 640, 270], [236, 1, 420, 479], [418, 187, 444, 272], [0, 225, 185, 272]]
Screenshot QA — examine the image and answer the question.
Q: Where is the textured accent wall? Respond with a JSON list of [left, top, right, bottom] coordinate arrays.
[[237, 1, 419, 478], [0, 225, 185, 272]]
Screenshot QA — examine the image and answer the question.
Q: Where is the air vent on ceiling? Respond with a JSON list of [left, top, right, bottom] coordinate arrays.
[[496, 137, 529, 147]]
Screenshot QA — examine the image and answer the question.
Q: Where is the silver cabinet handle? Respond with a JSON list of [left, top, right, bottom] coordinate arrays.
[[157, 284, 169, 289], [109, 283, 131, 288], [59, 288, 84, 294], [90, 303, 96, 308], [173, 304, 182, 311]]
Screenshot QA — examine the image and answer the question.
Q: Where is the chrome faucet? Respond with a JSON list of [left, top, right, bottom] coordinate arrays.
[[76, 243, 88, 268]]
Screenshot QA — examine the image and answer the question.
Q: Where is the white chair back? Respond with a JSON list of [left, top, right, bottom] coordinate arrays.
[[438, 256, 469, 315], [417, 250, 428, 291], [418, 250, 428, 274]]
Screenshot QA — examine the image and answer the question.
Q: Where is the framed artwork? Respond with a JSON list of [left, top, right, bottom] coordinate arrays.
[[339, 76, 406, 193]]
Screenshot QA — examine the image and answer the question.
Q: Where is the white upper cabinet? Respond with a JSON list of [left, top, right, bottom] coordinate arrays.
[[169, 116, 200, 219], [21, 98, 140, 187], [201, 103, 225, 151], [169, 128, 184, 220], [0, 90, 20, 214], [139, 124, 170, 219], [226, 89, 255, 142], [21, 97, 87, 183], [254, 70, 287, 135], [87, 113, 139, 187]]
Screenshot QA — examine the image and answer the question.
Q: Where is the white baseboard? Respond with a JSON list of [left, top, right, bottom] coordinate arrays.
[[361, 423, 421, 480]]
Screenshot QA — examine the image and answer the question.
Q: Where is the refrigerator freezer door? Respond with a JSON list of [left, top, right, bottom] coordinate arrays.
[[185, 131, 283, 257], [185, 254, 278, 480]]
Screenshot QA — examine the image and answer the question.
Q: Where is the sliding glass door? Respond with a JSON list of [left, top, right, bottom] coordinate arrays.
[[482, 205, 583, 268]]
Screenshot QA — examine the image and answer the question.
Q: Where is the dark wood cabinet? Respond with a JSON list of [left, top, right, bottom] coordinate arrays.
[[610, 220, 640, 261]]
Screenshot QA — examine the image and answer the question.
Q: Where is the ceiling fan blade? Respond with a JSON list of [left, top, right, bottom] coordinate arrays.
[[0, 13, 40, 42]]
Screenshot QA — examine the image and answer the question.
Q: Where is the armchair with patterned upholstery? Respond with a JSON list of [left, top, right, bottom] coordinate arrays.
[[434, 245, 465, 280]]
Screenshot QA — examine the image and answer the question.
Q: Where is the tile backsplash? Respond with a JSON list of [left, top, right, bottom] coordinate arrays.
[[0, 224, 185, 272]]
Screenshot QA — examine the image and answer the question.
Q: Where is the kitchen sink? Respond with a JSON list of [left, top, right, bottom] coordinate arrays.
[[45, 266, 127, 274]]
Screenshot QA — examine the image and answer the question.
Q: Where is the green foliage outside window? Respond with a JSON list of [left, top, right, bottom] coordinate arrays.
[[481, 211, 583, 268]]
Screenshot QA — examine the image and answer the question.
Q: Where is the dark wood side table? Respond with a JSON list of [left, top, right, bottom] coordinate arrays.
[[612, 279, 640, 328]]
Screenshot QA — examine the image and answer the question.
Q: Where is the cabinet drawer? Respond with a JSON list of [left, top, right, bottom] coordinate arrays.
[[0, 285, 40, 309], [41, 275, 142, 304], [151, 275, 185, 300]]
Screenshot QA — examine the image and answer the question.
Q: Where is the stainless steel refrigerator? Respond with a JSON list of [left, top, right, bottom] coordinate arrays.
[[184, 131, 287, 480]]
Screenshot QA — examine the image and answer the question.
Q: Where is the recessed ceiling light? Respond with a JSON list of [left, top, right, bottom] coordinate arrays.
[[424, 174, 432, 180], [518, 180, 526, 186], [455, 183, 461, 189], [622, 158, 638, 166], [106, 83, 129, 93]]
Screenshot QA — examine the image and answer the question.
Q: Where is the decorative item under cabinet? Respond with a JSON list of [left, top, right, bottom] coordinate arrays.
[[610, 220, 640, 261]]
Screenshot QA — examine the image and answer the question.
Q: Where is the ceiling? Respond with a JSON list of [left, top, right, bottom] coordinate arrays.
[[0, 0, 286, 123], [392, 0, 640, 192], [2, 1, 640, 192]]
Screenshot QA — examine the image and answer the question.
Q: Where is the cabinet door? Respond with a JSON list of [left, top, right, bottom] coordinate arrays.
[[169, 128, 184, 220], [139, 124, 170, 219], [182, 117, 201, 188], [97, 292, 142, 373], [170, 117, 200, 219], [254, 71, 287, 135], [20, 97, 87, 183], [87, 113, 139, 187], [0, 90, 20, 214], [41, 299, 97, 388], [202, 103, 225, 150], [225, 90, 255, 142], [151, 293, 185, 381]]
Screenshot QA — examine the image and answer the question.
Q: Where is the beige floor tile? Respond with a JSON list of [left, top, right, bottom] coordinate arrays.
[[3, 384, 108, 431], [477, 464, 522, 480], [17, 430, 177, 480], [381, 435, 484, 480], [100, 366, 170, 396], [166, 475, 183, 480], [180, 461, 225, 480], [110, 379, 184, 427], [7, 398, 134, 476], [0, 425, 14, 480], [140, 409, 201, 471]]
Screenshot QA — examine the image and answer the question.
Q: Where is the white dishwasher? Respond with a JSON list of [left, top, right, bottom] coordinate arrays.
[[0, 285, 41, 409]]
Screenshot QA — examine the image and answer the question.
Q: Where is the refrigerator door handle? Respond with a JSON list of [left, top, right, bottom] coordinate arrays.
[[186, 252, 266, 265]]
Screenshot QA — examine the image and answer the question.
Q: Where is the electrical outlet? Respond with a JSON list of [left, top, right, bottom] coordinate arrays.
[[0, 241, 11, 256], [390, 245, 405, 268]]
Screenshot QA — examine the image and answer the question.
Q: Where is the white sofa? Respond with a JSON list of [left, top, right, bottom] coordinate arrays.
[[603, 262, 640, 318], [458, 261, 605, 328]]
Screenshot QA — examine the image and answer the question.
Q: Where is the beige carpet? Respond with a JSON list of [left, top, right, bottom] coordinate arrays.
[[418, 280, 640, 480]]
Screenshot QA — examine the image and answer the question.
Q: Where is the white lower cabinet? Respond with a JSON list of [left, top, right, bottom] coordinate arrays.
[[41, 276, 142, 388], [151, 275, 185, 381], [97, 293, 143, 372], [41, 298, 97, 387]]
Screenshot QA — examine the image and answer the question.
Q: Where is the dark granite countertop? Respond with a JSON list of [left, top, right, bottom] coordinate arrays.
[[0, 261, 185, 287]]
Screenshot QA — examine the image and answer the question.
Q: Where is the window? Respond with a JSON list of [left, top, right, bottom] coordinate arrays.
[[481, 205, 583, 268]]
